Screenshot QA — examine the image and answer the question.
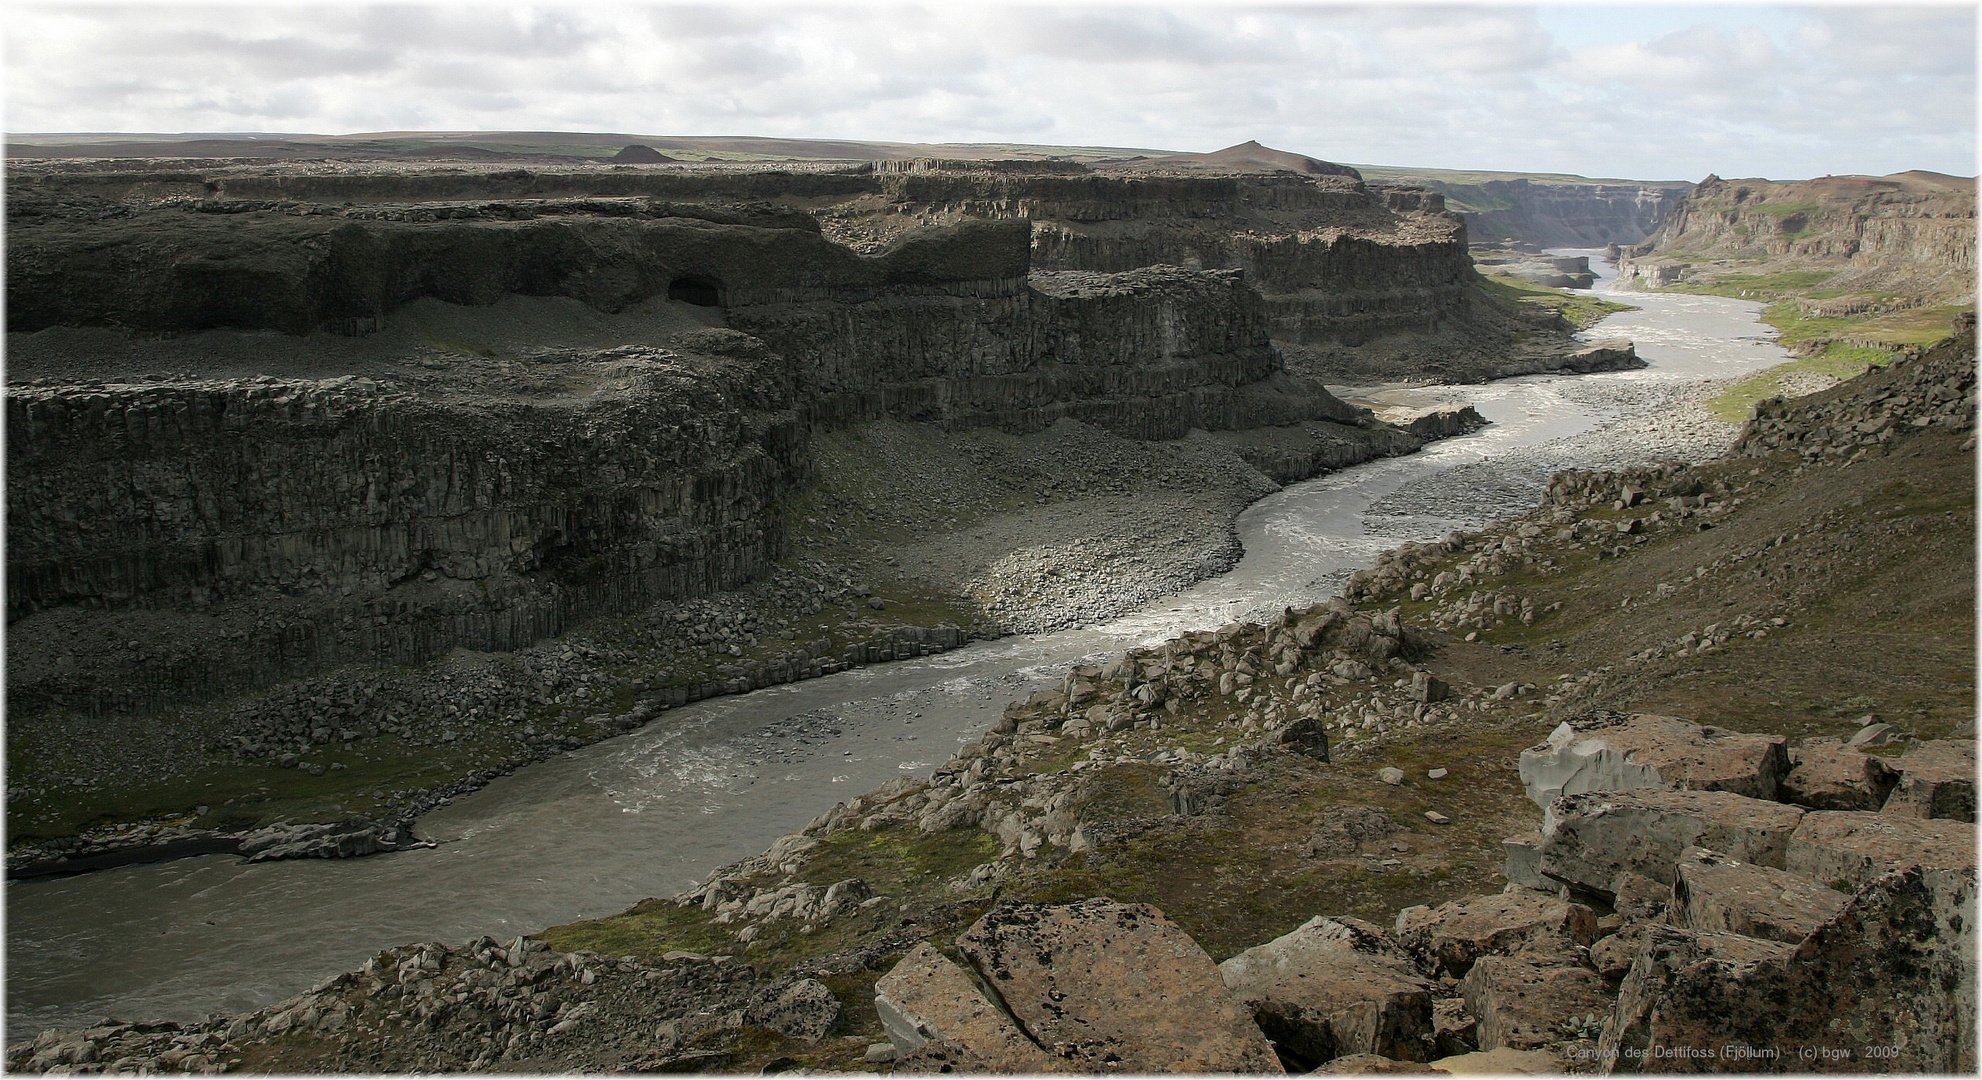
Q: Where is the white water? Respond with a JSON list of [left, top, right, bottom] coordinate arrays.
[[4, 257, 1792, 1032]]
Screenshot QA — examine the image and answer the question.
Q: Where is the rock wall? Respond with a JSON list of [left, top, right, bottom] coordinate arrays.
[[1617, 171, 1977, 301], [1390, 177, 1693, 249], [5, 349, 807, 711]]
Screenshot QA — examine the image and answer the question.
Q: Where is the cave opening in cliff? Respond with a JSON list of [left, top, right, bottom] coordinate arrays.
[[668, 275, 724, 306]]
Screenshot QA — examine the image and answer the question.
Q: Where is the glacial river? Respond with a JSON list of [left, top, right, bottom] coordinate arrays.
[[4, 255, 1794, 1033]]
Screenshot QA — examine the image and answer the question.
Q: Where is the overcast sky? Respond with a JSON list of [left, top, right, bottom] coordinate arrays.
[[6, 2, 1975, 181]]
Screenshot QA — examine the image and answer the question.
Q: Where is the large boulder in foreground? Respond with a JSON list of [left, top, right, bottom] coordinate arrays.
[[874, 943, 1059, 1072], [958, 898, 1283, 1073], [1518, 716, 1788, 810], [1394, 891, 1598, 978], [1539, 789, 1805, 898], [1219, 916, 1435, 1065], [1462, 953, 1612, 1052], [1598, 866, 1976, 1074]]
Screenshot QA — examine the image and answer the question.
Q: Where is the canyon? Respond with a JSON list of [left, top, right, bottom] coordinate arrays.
[[8, 145, 1613, 855]]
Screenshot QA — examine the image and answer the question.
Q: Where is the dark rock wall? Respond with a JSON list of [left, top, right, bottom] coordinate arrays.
[[6, 353, 807, 710]]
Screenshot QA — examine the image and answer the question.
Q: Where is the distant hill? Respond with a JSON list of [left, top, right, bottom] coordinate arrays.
[[1115, 140, 1361, 179]]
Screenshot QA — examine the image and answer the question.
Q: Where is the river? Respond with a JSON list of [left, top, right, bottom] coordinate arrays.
[[3, 254, 1793, 1033]]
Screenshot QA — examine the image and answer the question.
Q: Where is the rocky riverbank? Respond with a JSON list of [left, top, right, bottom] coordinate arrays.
[[14, 312, 1969, 1073]]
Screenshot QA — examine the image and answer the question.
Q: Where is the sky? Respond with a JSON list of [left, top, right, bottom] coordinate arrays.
[[4, 1, 1976, 182]]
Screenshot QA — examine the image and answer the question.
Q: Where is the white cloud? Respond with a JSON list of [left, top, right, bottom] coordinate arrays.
[[3, 2, 1973, 179]]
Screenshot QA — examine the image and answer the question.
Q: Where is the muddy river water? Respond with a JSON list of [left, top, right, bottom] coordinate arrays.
[[5, 256, 1795, 1033]]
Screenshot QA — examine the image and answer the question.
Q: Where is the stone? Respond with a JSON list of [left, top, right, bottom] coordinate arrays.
[[1881, 739, 1977, 821], [1273, 715, 1331, 761], [1311, 1053, 1424, 1073], [957, 898, 1282, 1073], [1847, 721, 1909, 748], [872, 943, 1057, 1072], [1303, 807, 1399, 857], [1396, 891, 1598, 978], [862, 1042, 897, 1063], [1424, 811, 1451, 825], [1460, 954, 1612, 1051], [1517, 715, 1787, 810], [1597, 925, 1793, 1071], [1427, 768, 1448, 780], [238, 818, 395, 862], [1408, 671, 1449, 703], [1600, 867, 1977, 1074], [1783, 810, 1976, 891], [1537, 789, 1805, 897], [1671, 847, 1847, 944], [1428, 1046, 1560, 1074], [1218, 916, 1435, 1065], [1378, 767, 1405, 786], [747, 978, 841, 1041], [1779, 736, 1897, 811], [1500, 832, 1548, 890], [1609, 873, 1671, 925], [1431, 998, 1479, 1057]]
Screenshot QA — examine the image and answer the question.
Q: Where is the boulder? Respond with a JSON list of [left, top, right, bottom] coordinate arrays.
[[1598, 867, 1976, 1074], [1431, 998, 1479, 1057], [958, 898, 1282, 1073], [1847, 721, 1909, 748], [1783, 810, 1976, 890], [1500, 832, 1548, 890], [1779, 736, 1897, 811], [1303, 807, 1398, 857], [1881, 739, 1976, 821], [1609, 873, 1670, 925], [873, 943, 1058, 1072], [1396, 891, 1597, 978], [1273, 715, 1332, 761], [1596, 925, 1792, 1072], [1538, 790, 1805, 897], [238, 817, 395, 862], [1429, 1046, 1561, 1073], [1311, 1053, 1424, 1073], [747, 978, 841, 1041], [1218, 916, 1435, 1065], [1460, 953, 1612, 1051], [1671, 847, 1847, 944], [1517, 716, 1788, 810]]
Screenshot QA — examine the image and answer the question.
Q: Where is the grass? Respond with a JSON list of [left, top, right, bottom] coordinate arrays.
[[1705, 346, 1900, 423], [1665, 270, 1837, 301], [1478, 273, 1636, 331]]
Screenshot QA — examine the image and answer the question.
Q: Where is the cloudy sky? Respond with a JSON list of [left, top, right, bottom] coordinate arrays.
[[6, 2, 1975, 181]]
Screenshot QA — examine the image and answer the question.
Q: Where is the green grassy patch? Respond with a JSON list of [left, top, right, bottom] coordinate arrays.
[[538, 896, 736, 959], [1706, 346, 1899, 423], [1478, 273, 1636, 331], [794, 823, 1001, 893], [1665, 270, 1837, 301]]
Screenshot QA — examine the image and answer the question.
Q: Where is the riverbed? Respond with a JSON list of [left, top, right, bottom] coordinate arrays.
[[4, 256, 1793, 1033]]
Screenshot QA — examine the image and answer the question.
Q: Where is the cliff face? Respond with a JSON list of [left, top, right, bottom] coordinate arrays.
[[6, 164, 1390, 713], [6, 348, 808, 713], [1357, 169, 1692, 249], [1617, 171, 1977, 301]]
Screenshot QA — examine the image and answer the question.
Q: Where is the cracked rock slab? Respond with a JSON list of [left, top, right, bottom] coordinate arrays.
[[873, 942, 1058, 1072], [1880, 739, 1976, 821], [958, 898, 1283, 1073], [1671, 847, 1847, 944], [1779, 736, 1897, 811], [1460, 953, 1612, 1052]]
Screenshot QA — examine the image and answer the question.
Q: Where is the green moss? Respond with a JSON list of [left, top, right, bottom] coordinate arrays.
[[796, 823, 1001, 892], [537, 896, 734, 959]]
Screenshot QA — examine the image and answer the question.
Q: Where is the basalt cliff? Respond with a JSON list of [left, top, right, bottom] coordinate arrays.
[[8, 148, 1568, 855]]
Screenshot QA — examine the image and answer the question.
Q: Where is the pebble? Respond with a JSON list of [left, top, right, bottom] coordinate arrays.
[[1378, 767, 1405, 785], [1427, 768, 1448, 780], [1424, 810, 1451, 825]]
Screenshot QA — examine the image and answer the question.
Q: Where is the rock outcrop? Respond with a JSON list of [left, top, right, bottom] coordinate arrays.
[[1617, 171, 1977, 304]]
